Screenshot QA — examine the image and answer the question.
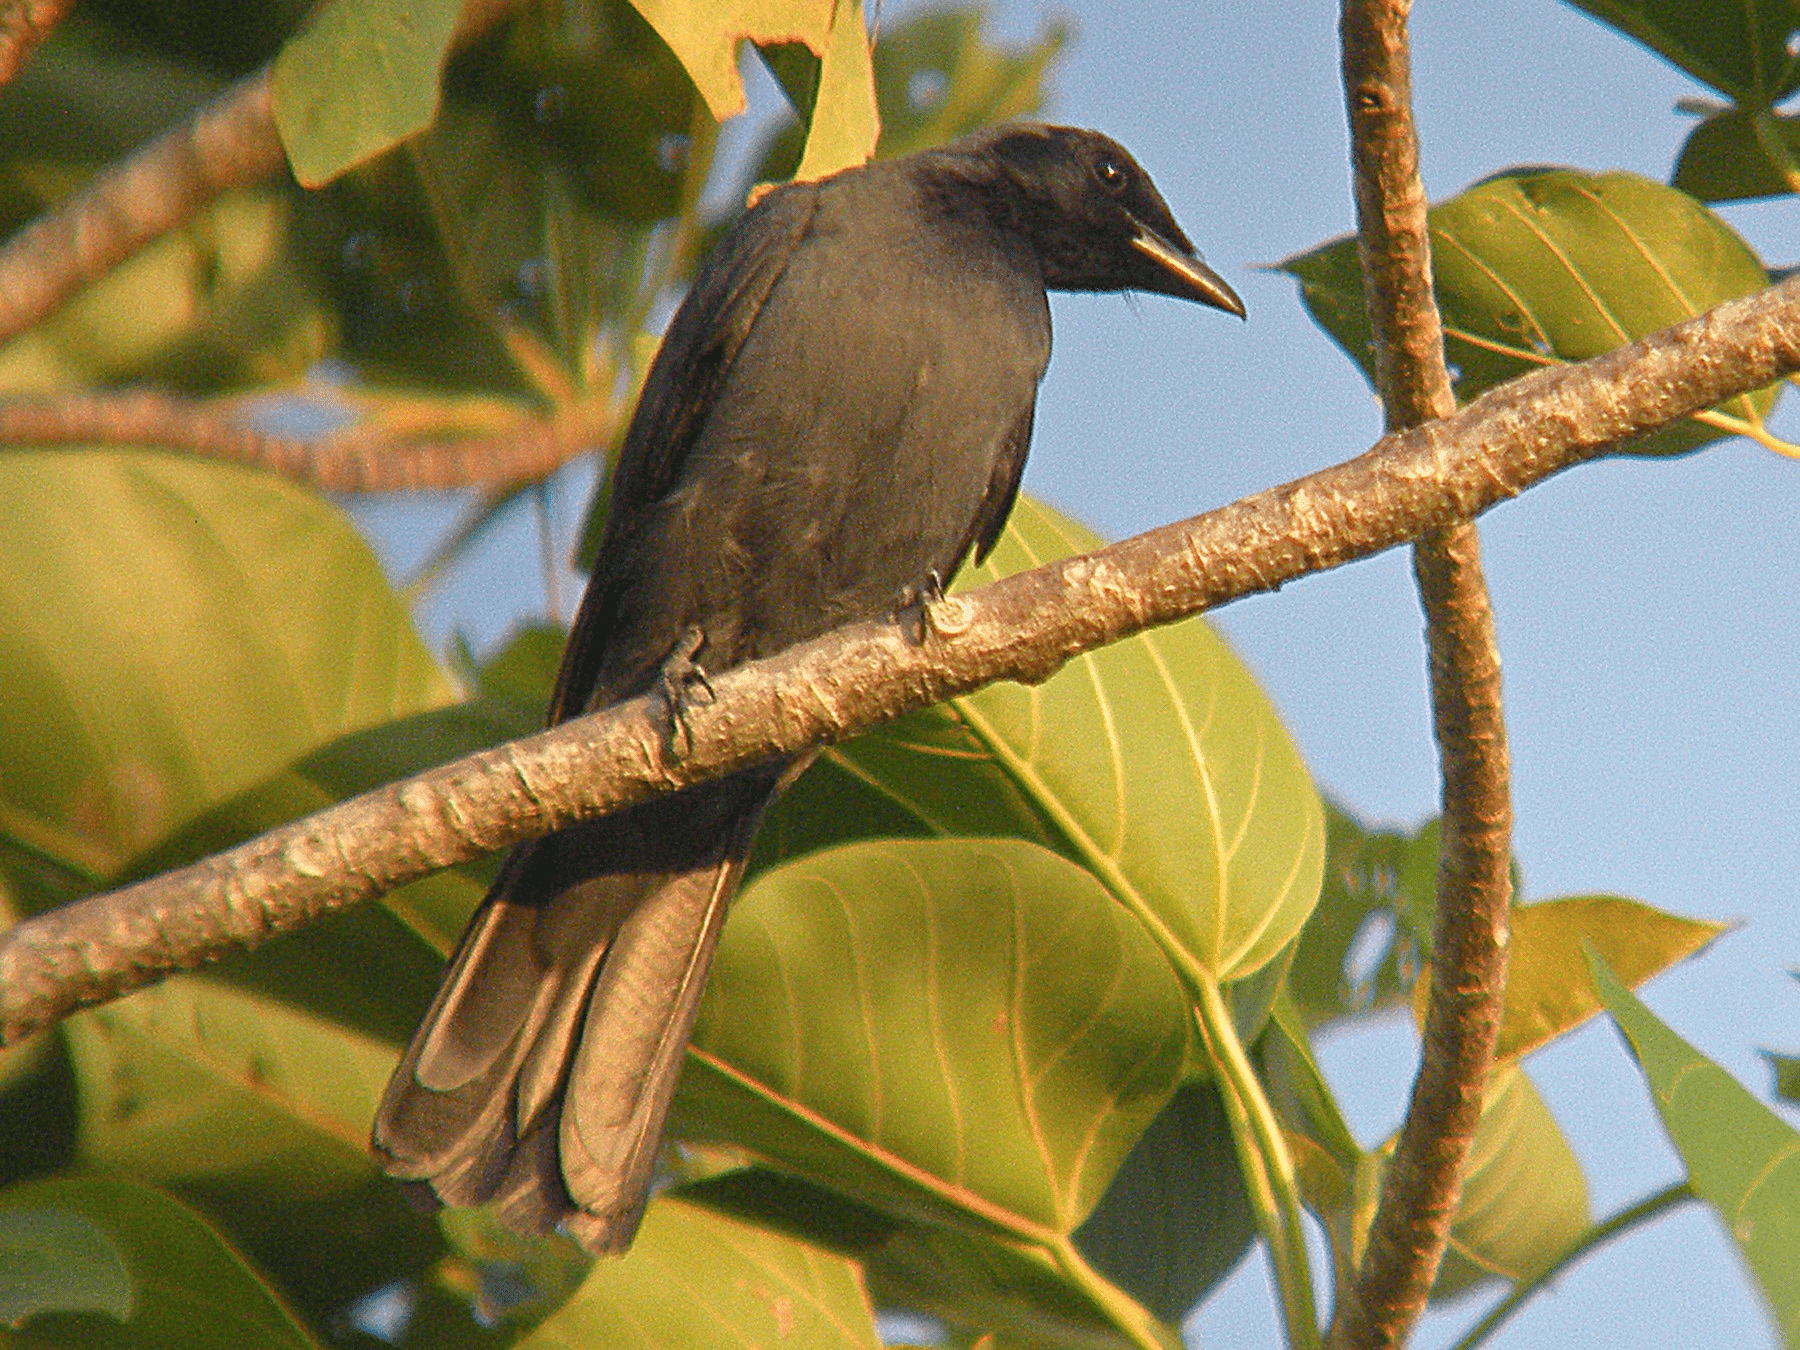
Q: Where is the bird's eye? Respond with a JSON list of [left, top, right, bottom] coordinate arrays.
[[1096, 158, 1128, 193]]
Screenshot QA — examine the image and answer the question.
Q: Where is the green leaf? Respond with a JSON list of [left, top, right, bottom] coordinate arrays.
[[1494, 895, 1724, 1061], [1279, 169, 1781, 458], [1592, 949, 1800, 1344], [953, 497, 1326, 985], [679, 837, 1190, 1239], [0, 1204, 133, 1325], [1673, 107, 1800, 203], [1072, 1080, 1257, 1323], [273, 0, 465, 187], [864, 1221, 1153, 1350], [1435, 1064, 1589, 1298], [0, 452, 454, 891], [0, 1176, 320, 1349], [1563, 0, 1800, 105], [516, 1195, 880, 1349], [1772, 1050, 1800, 1106], [66, 976, 392, 1196], [0, 455, 457, 900]]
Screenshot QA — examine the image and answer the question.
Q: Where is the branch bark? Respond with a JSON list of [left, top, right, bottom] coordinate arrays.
[[0, 0, 72, 84], [0, 70, 288, 346], [1328, 2, 1514, 1347], [2, 274, 1796, 1043], [0, 390, 620, 491]]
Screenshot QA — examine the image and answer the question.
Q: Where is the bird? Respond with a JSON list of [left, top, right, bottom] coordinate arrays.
[[372, 121, 1245, 1254]]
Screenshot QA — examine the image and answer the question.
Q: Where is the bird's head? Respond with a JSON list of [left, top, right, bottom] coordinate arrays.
[[970, 123, 1245, 318]]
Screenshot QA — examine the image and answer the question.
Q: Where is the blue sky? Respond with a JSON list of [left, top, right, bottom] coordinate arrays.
[[352, 2, 1800, 1344]]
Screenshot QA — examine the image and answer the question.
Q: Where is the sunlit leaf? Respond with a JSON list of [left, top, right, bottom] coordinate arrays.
[[1769, 1050, 1800, 1106], [1435, 1064, 1589, 1298], [1279, 169, 1781, 457], [1593, 951, 1800, 1343], [1563, 0, 1800, 105], [630, 0, 878, 179], [516, 1195, 880, 1349], [66, 977, 392, 1196], [0, 453, 455, 893], [273, 0, 465, 187], [1492, 895, 1725, 1061], [679, 837, 1189, 1238], [955, 497, 1325, 985], [1673, 106, 1800, 203], [0, 1176, 320, 1350]]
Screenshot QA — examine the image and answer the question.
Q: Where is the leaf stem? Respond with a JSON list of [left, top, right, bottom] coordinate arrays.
[[1446, 1182, 1695, 1350], [1047, 1235, 1182, 1350], [1195, 976, 1321, 1349]]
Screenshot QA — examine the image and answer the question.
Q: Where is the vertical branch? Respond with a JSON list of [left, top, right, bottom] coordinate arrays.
[[1327, 2, 1515, 1348]]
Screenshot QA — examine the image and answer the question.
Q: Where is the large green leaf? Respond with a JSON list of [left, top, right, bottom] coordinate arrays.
[[0, 1202, 132, 1325], [1072, 1080, 1257, 1324], [1434, 1064, 1590, 1298], [272, 0, 465, 187], [66, 976, 391, 1196], [0, 1176, 319, 1350], [1563, 0, 1800, 105], [952, 497, 1325, 985], [679, 837, 1190, 1240], [0, 451, 454, 897], [1593, 951, 1800, 1344], [1279, 169, 1780, 457], [516, 1195, 880, 1349]]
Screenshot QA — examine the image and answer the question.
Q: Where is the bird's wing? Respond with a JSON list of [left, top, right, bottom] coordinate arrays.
[[548, 184, 822, 725], [963, 397, 1037, 566]]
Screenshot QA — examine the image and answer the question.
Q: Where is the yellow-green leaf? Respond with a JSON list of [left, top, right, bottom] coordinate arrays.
[[1593, 950, 1800, 1344], [1497, 895, 1725, 1061]]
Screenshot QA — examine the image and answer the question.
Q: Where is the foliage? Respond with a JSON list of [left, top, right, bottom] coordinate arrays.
[[0, 0, 1795, 1347]]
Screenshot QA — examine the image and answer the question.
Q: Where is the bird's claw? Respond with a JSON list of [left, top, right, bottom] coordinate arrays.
[[897, 570, 947, 645], [656, 627, 715, 758]]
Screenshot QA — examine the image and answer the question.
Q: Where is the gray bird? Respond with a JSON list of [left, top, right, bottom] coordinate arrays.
[[372, 122, 1245, 1253]]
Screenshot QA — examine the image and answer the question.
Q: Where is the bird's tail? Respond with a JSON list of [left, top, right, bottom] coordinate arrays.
[[371, 768, 780, 1253]]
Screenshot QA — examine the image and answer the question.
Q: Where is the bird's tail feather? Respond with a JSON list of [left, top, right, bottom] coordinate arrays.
[[372, 770, 779, 1251]]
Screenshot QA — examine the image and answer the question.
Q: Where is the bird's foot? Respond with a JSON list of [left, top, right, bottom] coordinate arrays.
[[656, 627, 715, 758], [897, 570, 947, 645]]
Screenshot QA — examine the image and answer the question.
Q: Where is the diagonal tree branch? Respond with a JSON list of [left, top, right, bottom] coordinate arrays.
[[1, 274, 1796, 1045], [0, 389, 621, 491], [1329, 2, 1514, 1347], [0, 69, 288, 346]]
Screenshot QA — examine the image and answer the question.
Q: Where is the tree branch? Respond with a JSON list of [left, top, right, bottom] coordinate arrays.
[[0, 389, 620, 491], [0, 0, 72, 84], [0, 69, 288, 346], [1328, 2, 1514, 1347], [1, 275, 1794, 1044]]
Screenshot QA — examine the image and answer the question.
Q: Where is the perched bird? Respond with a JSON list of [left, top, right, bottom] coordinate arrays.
[[372, 122, 1245, 1253]]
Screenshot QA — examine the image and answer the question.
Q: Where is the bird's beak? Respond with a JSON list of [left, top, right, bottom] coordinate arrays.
[[1131, 229, 1246, 318]]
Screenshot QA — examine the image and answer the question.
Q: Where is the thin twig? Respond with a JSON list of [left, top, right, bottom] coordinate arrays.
[[1327, 2, 1516, 1348], [0, 390, 620, 491], [1, 272, 1795, 1043], [0, 0, 72, 84]]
